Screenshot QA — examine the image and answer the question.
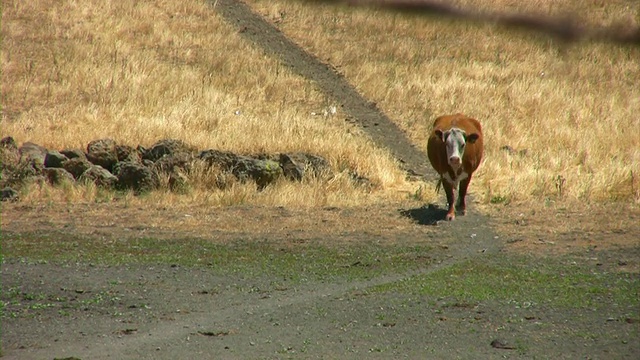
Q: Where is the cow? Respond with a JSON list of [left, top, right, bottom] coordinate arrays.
[[427, 114, 484, 221]]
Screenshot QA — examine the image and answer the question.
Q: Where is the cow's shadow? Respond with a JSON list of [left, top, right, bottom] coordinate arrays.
[[399, 204, 448, 225]]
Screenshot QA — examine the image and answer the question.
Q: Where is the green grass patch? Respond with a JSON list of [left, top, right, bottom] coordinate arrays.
[[373, 254, 639, 310], [2, 231, 437, 282]]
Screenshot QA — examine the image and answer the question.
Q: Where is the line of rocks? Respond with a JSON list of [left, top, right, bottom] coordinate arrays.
[[0, 137, 352, 202]]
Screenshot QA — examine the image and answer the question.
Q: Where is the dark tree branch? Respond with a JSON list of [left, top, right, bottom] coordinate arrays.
[[305, 0, 640, 46]]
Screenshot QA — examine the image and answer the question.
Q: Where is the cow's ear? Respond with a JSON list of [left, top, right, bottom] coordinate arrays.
[[466, 133, 480, 144], [435, 129, 444, 142]]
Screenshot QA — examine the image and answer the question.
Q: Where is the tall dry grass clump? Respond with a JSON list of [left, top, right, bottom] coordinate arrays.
[[1, 0, 424, 207], [247, 0, 640, 203]]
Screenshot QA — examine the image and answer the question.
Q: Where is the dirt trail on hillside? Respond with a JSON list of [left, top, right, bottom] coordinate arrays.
[[213, 0, 433, 180], [211, 0, 501, 252]]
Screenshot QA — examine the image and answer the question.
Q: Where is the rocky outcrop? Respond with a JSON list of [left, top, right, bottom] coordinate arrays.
[[43, 167, 75, 185], [63, 157, 93, 179], [86, 138, 119, 172], [1, 137, 41, 194], [198, 150, 284, 189], [44, 150, 68, 168], [79, 165, 119, 188], [60, 149, 86, 160], [142, 139, 195, 162], [0, 136, 355, 200], [18, 142, 47, 171], [114, 161, 159, 194], [277, 153, 331, 180]]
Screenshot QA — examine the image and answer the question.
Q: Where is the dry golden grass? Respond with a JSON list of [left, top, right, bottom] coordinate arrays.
[[1, 0, 425, 207], [247, 0, 640, 203], [2, 0, 638, 209]]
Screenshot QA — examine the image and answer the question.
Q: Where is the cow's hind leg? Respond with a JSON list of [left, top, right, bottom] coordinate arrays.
[[456, 175, 472, 215]]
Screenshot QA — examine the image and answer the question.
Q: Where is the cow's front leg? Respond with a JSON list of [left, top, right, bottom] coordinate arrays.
[[456, 175, 472, 216], [442, 178, 457, 221]]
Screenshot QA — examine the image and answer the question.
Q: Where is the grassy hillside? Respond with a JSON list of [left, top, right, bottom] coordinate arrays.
[[2, 0, 638, 206], [1, 0, 417, 207], [247, 0, 640, 203]]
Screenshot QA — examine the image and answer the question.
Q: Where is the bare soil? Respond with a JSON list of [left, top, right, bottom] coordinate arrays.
[[2, 1, 639, 359], [2, 201, 639, 359]]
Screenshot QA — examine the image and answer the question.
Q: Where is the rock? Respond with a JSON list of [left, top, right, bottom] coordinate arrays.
[[0, 139, 20, 168], [143, 139, 195, 162], [115, 161, 159, 193], [278, 153, 331, 180], [87, 138, 117, 154], [136, 145, 148, 157], [87, 151, 118, 172], [87, 139, 119, 171], [115, 145, 141, 163], [18, 142, 47, 170], [63, 157, 93, 179], [198, 149, 240, 169], [0, 136, 17, 150], [168, 171, 189, 193], [1, 142, 46, 188], [1, 143, 37, 189], [2, 137, 336, 195], [43, 167, 75, 185], [44, 150, 68, 168], [199, 150, 283, 189], [235, 158, 283, 189], [79, 165, 118, 188], [278, 154, 304, 181], [300, 153, 331, 177], [490, 339, 516, 350], [154, 152, 194, 174], [1, 187, 18, 202], [60, 149, 86, 160]]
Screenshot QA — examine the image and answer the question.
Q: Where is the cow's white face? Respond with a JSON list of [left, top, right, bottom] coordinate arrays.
[[435, 127, 479, 172]]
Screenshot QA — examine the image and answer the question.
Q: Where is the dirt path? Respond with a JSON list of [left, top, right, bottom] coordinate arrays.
[[2, 213, 637, 359], [213, 0, 433, 180], [2, 230, 495, 359], [2, 205, 505, 360]]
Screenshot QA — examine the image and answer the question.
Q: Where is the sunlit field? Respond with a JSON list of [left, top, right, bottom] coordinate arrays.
[[1, 0, 419, 207], [2, 0, 638, 207], [248, 0, 640, 203]]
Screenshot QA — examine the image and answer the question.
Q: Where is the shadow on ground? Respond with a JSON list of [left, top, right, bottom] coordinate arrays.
[[399, 204, 448, 225]]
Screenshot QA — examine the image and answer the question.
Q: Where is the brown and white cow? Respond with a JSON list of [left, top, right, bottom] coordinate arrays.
[[427, 114, 483, 221]]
